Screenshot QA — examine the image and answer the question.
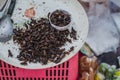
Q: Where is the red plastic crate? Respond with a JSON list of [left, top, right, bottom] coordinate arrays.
[[0, 53, 80, 80]]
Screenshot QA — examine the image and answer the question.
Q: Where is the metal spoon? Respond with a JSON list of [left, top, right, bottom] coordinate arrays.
[[0, 15, 13, 42], [0, 0, 16, 42]]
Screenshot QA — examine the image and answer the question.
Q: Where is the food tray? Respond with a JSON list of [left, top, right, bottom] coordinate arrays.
[[0, 0, 88, 69]]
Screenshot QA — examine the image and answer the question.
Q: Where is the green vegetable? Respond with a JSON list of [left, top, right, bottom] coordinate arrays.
[[113, 69, 120, 80], [98, 63, 116, 80]]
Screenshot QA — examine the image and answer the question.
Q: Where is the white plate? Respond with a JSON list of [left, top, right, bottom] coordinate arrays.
[[0, 0, 88, 69]]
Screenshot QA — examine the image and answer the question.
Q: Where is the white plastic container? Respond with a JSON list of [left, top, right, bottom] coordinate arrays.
[[49, 9, 72, 31]]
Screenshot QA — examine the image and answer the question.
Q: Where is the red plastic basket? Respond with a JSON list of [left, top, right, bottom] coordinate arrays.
[[0, 53, 80, 80]]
